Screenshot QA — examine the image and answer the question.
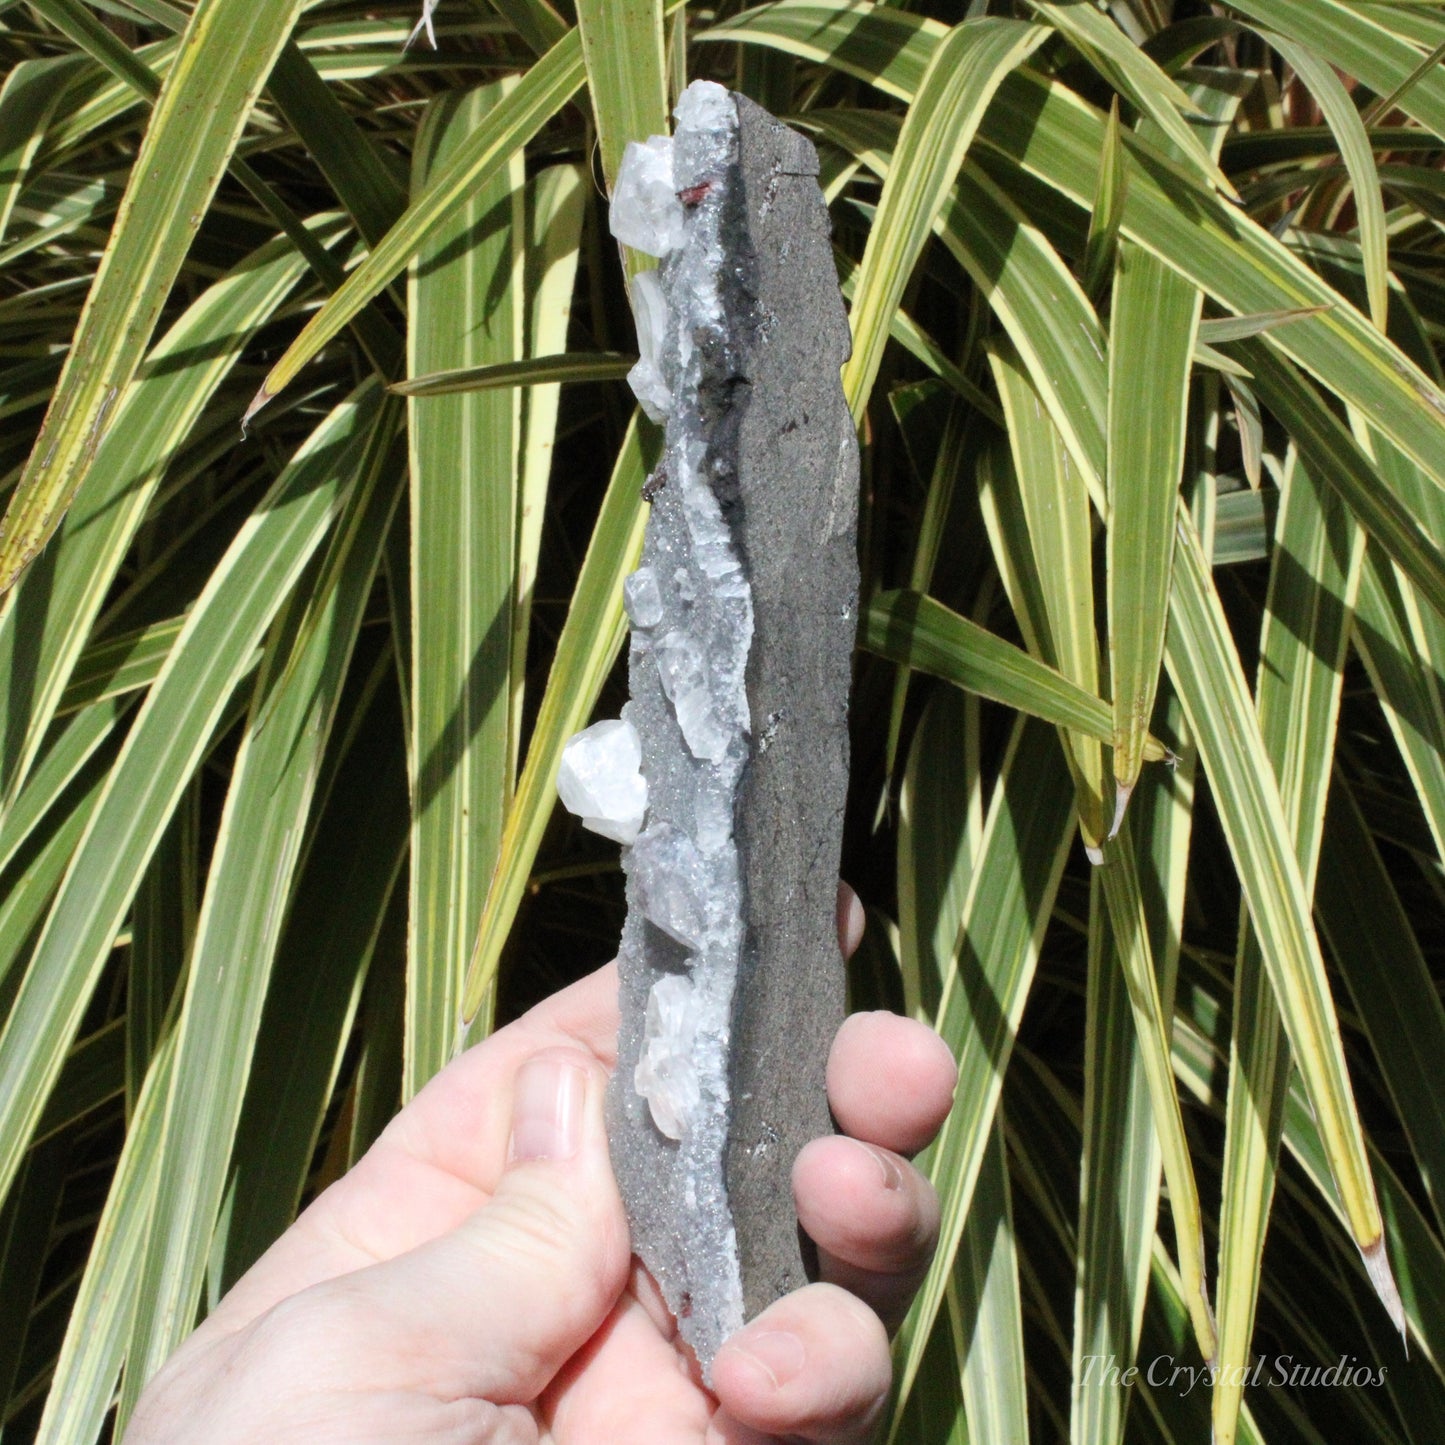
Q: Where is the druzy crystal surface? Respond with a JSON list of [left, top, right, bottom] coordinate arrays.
[[605, 80, 752, 1368]]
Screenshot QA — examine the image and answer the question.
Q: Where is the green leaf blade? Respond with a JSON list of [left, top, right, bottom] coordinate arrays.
[[0, 383, 384, 1214], [0, 0, 306, 592], [247, 28, 586, 419], [839, 17, 1047, 420], [1107, 243, 1200, 802], [405, 83, 525, 1083]]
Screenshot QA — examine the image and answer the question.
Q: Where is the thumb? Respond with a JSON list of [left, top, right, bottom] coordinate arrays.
[[333, 1048, 631, 1405]]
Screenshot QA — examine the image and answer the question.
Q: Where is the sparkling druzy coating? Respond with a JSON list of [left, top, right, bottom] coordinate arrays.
[[607, 81, 752, 1368]]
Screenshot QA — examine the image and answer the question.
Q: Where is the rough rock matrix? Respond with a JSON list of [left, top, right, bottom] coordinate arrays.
[[556, 81, 858, 1371]]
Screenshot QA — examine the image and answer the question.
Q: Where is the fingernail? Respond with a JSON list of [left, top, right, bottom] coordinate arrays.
[[854, 1138, 903, 1191], [727, 1330, 805, 1390], [508, 1054, 587, 1162]]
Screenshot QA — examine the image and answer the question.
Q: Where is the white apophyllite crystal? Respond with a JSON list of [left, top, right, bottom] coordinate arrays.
[[635, 973, 701, 1140], [624, 566, 664, 630], [627, 362, 672, 424], [655, 631, 728, 762], [631, 822, 706, 948], [610, 135, 685, 257], [556, 718, 648, 845], [626, 269, 673, 422], [673, 78, 733, 135]]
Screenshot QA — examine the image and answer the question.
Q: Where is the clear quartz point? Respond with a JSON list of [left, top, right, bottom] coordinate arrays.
[[655, 631, 728, 762]]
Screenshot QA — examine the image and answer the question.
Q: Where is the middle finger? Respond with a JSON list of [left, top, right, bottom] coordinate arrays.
[[792, 1136, 940, 1331]]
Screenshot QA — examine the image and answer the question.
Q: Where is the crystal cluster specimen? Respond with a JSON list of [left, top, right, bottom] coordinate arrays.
[[556, 80, 858, 1373]]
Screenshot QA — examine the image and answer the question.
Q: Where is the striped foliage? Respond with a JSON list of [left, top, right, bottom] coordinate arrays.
[[0, 3, 1442, 1440]]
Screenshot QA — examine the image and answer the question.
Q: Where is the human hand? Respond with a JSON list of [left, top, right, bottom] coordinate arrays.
[[127, 887, 957, 1443]]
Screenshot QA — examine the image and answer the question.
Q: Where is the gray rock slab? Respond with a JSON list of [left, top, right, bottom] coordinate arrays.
[[604, 85, 858, 1373]]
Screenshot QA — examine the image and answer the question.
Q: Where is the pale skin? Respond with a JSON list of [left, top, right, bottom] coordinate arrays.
[[127, 887, 957, 1444]]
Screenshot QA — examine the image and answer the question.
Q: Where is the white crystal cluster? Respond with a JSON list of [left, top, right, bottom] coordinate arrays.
[[559, 79, 750, 1144], [609, 134, 686, 257], [556, 719, 647, 845], [555, 81, 749, 1363], [633, 973, 700, 1140], [610, 81, 751, 1154]]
